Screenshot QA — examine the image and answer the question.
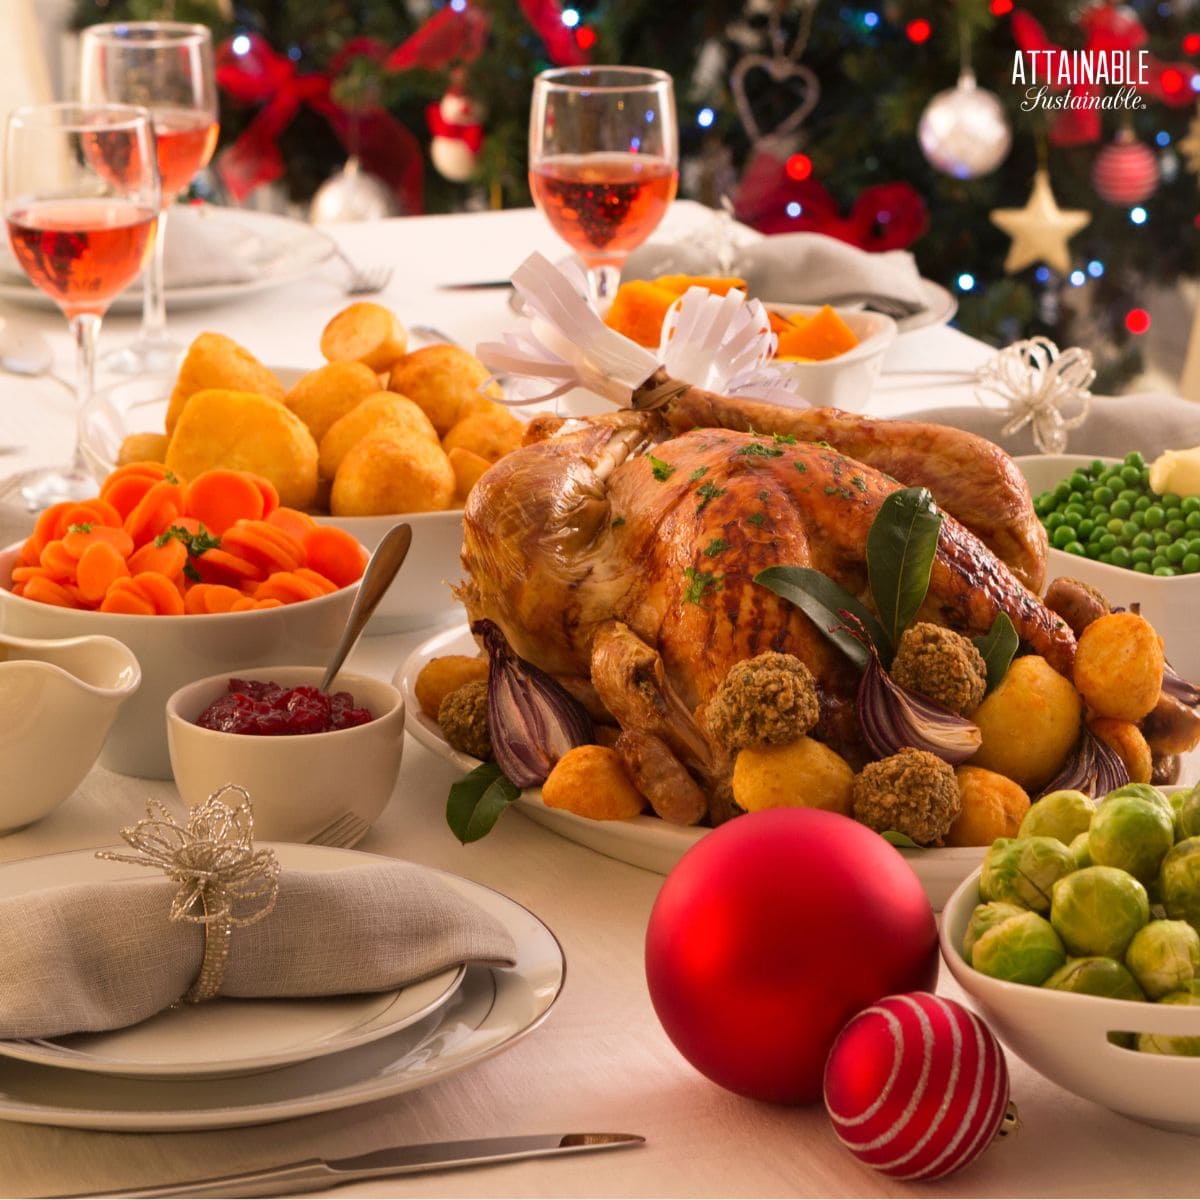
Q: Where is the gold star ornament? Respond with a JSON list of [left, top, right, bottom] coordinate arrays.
[[1179, 104, 1200, 177], [990, 168, 1092, 274]]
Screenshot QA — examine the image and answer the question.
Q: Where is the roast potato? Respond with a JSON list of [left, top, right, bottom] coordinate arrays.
[[1073, 612, 1164, 722], [541, 745, 646, 820], [731, 736, 854, 815], [947, 765, 1030, 847], [1089, 717, 1153, 784], [320, 302, 408, 372], [117, 431, 168, 466], [318, 392, 438, 480], [330, 427, 455, 516], [448, 446, 492, 500], [970, 655, 1083, 790], [284, 361, 381, 444], [442, 405, 524, 464], [414, 655, 488, 719], [166, 333, 283, 434], [165, 389, 319, 510], [386, 344, 498, 435]]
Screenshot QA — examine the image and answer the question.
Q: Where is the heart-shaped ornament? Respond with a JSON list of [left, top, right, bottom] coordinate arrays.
[[730, 55, 820, 144]]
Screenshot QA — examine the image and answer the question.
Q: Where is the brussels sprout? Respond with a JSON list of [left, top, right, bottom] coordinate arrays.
[[1045, 956, 1147, 1047], [1069, 830, 1092, 870], [1159, 837, 1200, 932], [1019, 789, 1097, 844], [1103, 783, 1174, 823], [1044, 956, 1146, 1000], [1136, 982, 1200, 1056], [1088, 795, 1175, 884], [980, 837, 1076, 913], [962, 901, 1026, 966], [971, 910, 1066, 985], [1050, 865, 1150, 958], [1175, 786, 1200, 842], [1125, 920, 1200, 999]]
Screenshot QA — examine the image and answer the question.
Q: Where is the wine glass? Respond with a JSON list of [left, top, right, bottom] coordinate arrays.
[[3, 104, 160, 510], [529, 66, 678, 309], [79, 21, 218, 374]]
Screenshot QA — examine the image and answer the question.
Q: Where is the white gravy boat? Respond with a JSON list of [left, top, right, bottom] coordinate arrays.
[[0, 633, 141, 831]]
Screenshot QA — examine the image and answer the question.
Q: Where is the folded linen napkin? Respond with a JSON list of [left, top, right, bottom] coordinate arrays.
[[897, 393, 1200, 461], [159, 205, 258, 290], [0, 860, 517, 1039], [625, 231, 928, 310]]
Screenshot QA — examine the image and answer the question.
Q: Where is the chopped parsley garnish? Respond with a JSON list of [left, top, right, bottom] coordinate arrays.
[[794, 461, 808, 474], [737, 441, 784, 459], [772, 432, 798, 445], [689, 465, 709, 481], [747, 513, 766, 527], [851, 474, 867, 492], [683, 566, 723, 606], [66, 523, 93, 534], [646, 454, 675, 482], [696, 481, 726, 511], [156, 524, 221, 558], [757, 489, 770, 501], [611, 516, 626, 528], [703, 537, 730, 557], [824, 485, 839, 496], [164, 470, 179, 484], [815, 440, 832, 449]]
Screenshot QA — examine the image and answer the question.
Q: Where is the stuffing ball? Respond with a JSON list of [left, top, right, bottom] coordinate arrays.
[[705, 652, 820, 752], [852, 748, 961, 846], [437, 680, 492, 760], [890, 623, 988, 717]]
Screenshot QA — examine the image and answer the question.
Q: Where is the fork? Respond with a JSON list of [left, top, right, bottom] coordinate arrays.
[[330, 244, 393, 295], [309, 811, 372, 848]]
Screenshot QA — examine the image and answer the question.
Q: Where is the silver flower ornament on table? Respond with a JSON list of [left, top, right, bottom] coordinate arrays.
[[975, 336, 1096, 455], [96, 786, 279, 1002]]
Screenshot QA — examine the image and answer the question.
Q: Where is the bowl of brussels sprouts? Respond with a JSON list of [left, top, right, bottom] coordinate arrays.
[[941, 782, 1200, 1134]]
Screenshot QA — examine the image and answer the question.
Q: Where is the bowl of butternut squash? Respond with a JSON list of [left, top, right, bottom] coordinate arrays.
[[603, 274, 897, 411]]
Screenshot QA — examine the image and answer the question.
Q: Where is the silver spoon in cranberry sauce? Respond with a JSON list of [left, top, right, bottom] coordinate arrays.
[[319, 522, 413, 693]]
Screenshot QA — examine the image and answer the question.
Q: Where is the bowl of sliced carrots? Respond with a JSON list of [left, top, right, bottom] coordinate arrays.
[[0, 462, 367, 780]]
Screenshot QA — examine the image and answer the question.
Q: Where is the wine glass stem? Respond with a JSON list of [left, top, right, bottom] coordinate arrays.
[[68, 312, 102, 476], [141, 207, 169, 344], [586, 264, 621, 312]]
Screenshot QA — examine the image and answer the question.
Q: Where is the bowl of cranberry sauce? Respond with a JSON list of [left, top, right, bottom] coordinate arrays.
[[166, 666, 405, 846]]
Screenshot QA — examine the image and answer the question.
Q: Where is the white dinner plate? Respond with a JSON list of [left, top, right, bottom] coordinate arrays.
[[0, 840, 463, 1077], [0, 208, 336, 313], [396, 625, 985, 909], [0, 843, 563, 1130]]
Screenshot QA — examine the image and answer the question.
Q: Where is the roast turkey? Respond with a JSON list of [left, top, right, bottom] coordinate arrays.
[[457, 378, 1074, 792]]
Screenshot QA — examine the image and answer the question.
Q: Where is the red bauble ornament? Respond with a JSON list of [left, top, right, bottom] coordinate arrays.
[[1092, 130, 1160, 205], [644, 809, 938, 1105], [824, 993, 1011, 1181]]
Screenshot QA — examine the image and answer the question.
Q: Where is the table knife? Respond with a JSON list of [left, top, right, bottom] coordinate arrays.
[[64, 1132, 645, 1198]]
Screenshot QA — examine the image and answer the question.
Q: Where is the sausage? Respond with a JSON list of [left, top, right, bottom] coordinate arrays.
[[1142, 692, 1200, 756], [615, 729, 708, 826], [1043, 577, 1110, 637]]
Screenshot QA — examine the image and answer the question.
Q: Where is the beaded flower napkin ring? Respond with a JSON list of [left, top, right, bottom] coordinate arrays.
[[96, 786, 280, 1003]]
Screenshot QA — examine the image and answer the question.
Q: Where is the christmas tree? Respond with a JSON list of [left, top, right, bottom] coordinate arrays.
[[73, 0, 1200, 389]]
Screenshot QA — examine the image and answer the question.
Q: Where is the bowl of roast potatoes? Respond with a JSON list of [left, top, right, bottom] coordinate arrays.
[[80, 302, 525, 632]]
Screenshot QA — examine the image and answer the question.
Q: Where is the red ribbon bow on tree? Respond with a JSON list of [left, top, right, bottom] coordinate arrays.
[[734, 149, 929, 251], [1013, 4, 1194, 147]]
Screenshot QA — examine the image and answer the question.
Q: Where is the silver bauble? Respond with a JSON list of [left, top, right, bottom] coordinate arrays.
[[918, 71, 1012, 179], [310, 157, 397, 224]]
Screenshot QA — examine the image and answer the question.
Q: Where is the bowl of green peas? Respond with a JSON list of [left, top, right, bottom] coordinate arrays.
[[1017, 453, 1200, 682]]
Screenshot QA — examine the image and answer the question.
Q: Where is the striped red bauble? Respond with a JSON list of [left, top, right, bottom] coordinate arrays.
[[1092, 131, 1160, 206], [823, 992, 1012, 1182]]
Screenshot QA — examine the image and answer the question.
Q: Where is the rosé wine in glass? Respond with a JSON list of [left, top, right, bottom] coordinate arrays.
[[79, 22, 218, 373], [2, 104, 159, 511], [529, 67, 678, 309]]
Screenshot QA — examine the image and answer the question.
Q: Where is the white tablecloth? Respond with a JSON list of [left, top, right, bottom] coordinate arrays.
[[0, 202, 1197, 1199]]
